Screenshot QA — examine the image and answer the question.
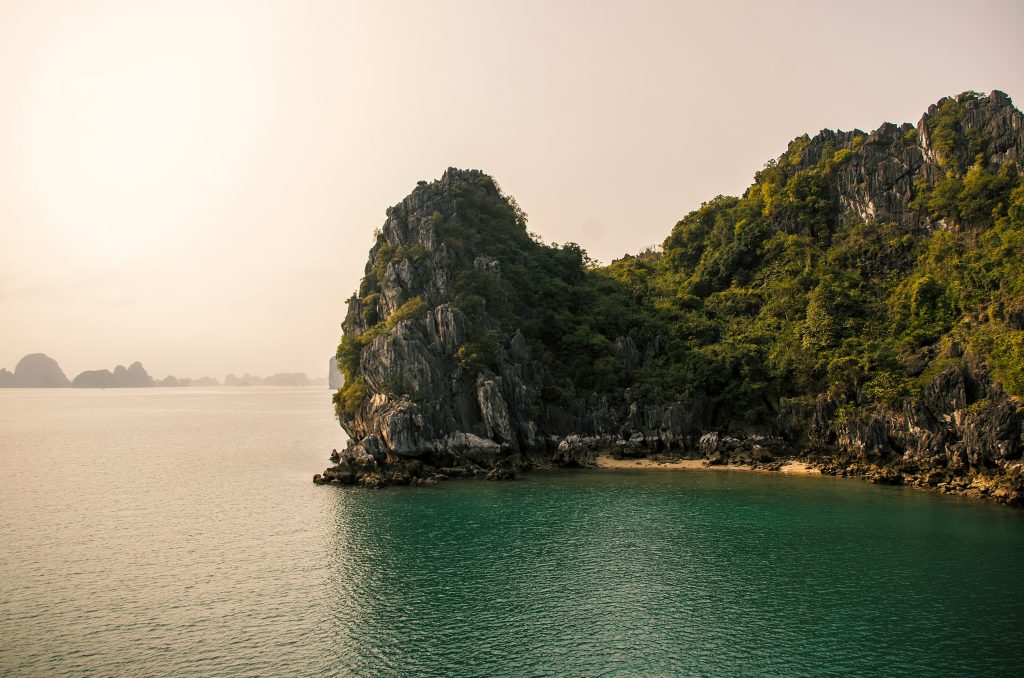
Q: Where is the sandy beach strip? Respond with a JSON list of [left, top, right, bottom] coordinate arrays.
[[593, 454, 820, 475], [777, 461, 819, 475]]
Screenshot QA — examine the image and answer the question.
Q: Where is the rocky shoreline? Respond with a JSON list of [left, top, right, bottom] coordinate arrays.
[[320, 93, 1024, 510], [313, 437, 1024, 506]]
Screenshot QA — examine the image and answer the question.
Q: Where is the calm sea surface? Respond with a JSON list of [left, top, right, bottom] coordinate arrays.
[[1, 388, 1023, 676]]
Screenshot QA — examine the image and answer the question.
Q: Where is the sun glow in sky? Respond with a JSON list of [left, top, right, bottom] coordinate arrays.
[[21, 7, 273, 260], [1, 0, 1023, 380]]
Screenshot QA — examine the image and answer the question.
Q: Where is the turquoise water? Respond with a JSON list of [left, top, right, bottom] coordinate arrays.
[[1, 389, 1023, 676]]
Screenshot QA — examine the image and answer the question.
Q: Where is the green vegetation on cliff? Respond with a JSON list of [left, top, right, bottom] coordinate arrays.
[[337, 174, 651, 412], [606, 95, 1024, 426], [337, 92, 1024, 428]]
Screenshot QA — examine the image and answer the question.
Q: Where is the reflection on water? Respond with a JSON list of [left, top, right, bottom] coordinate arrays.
[[322, 473, 1024, 676], [2, 389, 1024, 676]]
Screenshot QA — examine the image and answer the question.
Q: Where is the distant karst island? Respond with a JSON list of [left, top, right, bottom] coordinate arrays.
[[0, 354, 71, 388], [0, 354, 329, 388], [318, 90, 1024, 506]]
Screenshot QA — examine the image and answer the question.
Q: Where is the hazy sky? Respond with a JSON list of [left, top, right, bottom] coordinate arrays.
[[1, 0, 1022, 380]]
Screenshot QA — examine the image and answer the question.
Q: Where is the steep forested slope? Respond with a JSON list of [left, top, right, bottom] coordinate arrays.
[[320, 91, 1024, 503]]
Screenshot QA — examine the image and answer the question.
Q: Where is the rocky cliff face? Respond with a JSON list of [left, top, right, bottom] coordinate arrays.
[[330, 171, 543, 473], [318, 167, 722, 488], [797, 90, 1024, 231], [319, 92, 1024, 504]]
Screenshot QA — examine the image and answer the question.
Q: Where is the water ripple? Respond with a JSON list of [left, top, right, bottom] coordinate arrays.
[[1, 390, 1023, 675]]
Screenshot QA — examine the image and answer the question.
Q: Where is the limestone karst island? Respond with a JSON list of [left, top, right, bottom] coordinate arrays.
[[6, 2, 1024, 675], [318, 91, 1024, 505]]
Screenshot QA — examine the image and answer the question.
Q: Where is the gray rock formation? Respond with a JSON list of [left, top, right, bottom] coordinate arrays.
[[790, 90, 1024, 233], [320, 169, 726, 485]]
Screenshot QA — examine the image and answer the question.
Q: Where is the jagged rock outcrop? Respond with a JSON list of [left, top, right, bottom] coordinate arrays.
[[319, 92, 1024, 504], [800, 90, 1024, 232], [319, 170, 785, 486]]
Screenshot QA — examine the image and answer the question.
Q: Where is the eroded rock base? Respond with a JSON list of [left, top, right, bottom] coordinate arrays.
[[314, 437, 1024, 506], [312, 447, 526, 488]]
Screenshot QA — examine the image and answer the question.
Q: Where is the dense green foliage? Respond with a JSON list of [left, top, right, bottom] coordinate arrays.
[[600, 93, 1024, 426], [339, 93, 1023, 425], [427, 177, 653, 396]]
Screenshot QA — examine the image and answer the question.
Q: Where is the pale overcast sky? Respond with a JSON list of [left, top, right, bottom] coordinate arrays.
[[1, 0, 1022, 380]]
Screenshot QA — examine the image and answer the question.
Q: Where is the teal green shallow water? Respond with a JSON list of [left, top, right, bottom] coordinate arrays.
[[1, 389, 1023, 676]]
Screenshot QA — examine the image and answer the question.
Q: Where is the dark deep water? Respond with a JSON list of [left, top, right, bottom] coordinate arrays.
[[2, 388, 1023, 676]]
